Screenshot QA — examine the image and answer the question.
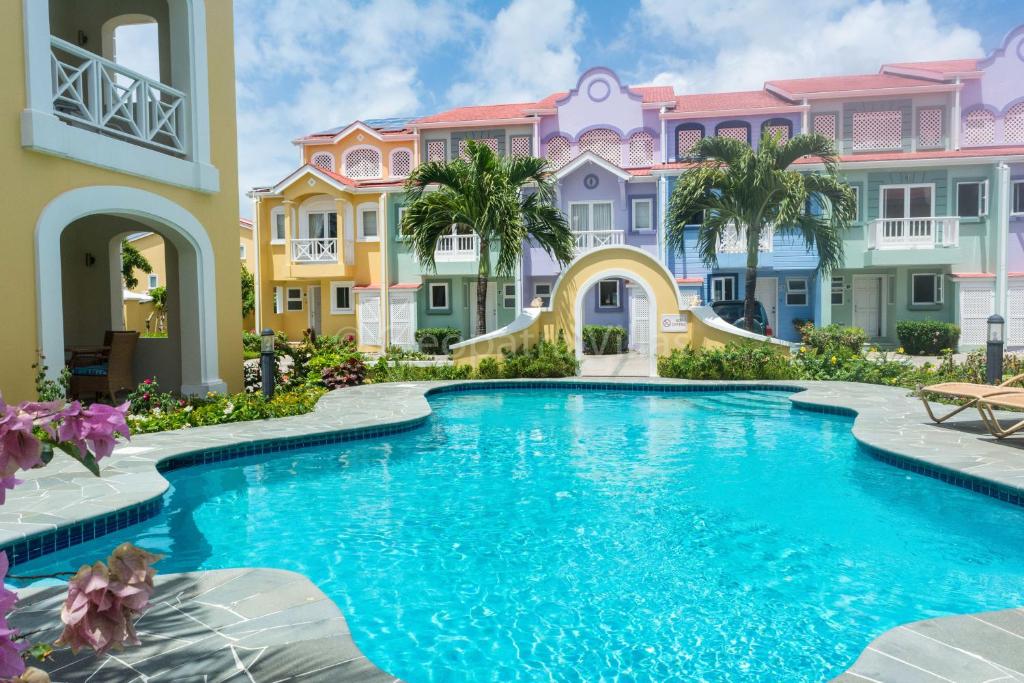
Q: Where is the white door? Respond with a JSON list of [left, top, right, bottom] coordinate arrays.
[[1009, 284, 1024, 348], [755, 277, 778, 336], [358, 292, 382, 347], [853, 277, 883, 338], [959, 283, 994, 347], [469, 281, 498, 334], [629, 289, 651, 354], [307, 286, 322, 335], [389, 292, 416, 350]]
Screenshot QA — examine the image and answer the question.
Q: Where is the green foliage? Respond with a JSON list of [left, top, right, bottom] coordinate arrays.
[[384, 345, 430, 361], [475, 357, 502, 379], [366, 358, 475, 383], [658, 344, 798, 380], [289, 331, 363, 388], [33, 353, 70, 401], [241, 264, 255, 318], [321, 358, 366, 389], [799, 323, 867, 354], [415, 327, 462, 355], [121, 240, 152, 290], [896, 320, 961, 355], [582, 325, 628, 355], [498, 335, 579, 378], [127, 377, 184, 414], [128, 387, 326, 434]]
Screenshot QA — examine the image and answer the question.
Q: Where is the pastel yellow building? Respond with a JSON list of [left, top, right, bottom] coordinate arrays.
[[1, 0, 243, 400]]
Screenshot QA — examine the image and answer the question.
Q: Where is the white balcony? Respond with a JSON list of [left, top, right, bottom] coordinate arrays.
[[574, 230, 625, 253], [50, 36, 186, 156], [435, 233, 480, 262], [867, 217, 959, 250], [292, 238, 338, 263], [717, 225, 774, 254]]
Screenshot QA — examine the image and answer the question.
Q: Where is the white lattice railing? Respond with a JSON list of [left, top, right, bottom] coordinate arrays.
[[717, 225, 774, 253], [292, 238, 338, 263], [574, 230, 625, 253], [50, 36, 186, 155], [867, 217, 959, 250], [435, 234, 479, 262]]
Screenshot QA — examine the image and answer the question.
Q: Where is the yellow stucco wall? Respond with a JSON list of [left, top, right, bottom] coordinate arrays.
[[0, 2, 243, 400], [304, 131, 413, 179], [126, 233, 168, 295]]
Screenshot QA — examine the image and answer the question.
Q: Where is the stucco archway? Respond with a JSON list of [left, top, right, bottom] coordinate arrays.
[[35, 186, 226, 396]]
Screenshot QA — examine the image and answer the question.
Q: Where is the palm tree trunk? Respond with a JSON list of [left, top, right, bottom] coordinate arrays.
[[744, 229, 760, 331], [475, 271, 488, 337]]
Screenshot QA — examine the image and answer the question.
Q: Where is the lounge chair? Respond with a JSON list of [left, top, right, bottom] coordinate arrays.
[[917, 373, 1024, 423], [976, 392, 1024, 439], [68, 331, 139, 401]]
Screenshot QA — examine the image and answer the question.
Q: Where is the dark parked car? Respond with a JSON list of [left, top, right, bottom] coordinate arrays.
[[710, 300, 773, 336]]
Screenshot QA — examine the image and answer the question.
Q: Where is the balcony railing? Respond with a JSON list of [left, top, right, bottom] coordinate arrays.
[[867, 217, 959, 250], [435, 233, 479, 262], [717, 225, 774, 254], [292, 238, 338, 263], [50, 36, 187, 155], [574, 230, 625, 253]]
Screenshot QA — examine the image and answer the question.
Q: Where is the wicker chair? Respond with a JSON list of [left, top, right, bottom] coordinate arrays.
[[69, 331, 139, 401]]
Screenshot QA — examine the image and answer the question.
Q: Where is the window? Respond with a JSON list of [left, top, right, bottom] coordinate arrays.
[[330, 282, 353, 314], [956, 181, 989, 218], [1014, 181, 1024, 216], [786, 278, 808, 306], [917, 109, 943, 149], [710, 276, 735, 302], [271, 208, 286, 243], [761, 119, 792, 144], [239, 243, 246, 260], [545, 135, 571, 167], [390, 149, 412, 177], [533, 282, 552, 307], [598, 280, 620, 308], [510, 135, 532, 157], [831, 276, 845, 305], [503, 283, 516, 309], [396, 206, 410, 237], [813, 113, 837, 141], [881, 184, 934, 219], [458, 138, 498, 159], [310, 152, 335, 172], [676, 125, 703, 157], [1005, 103, 1024, 144], [358, 205, 379, 241], [632, 198, 653, 231], [578, 128, 621, 165], [911, 273, 943, 305], [849, 186, 860, 222], [428, 282, 449, 310], [852, 111, 902, 151], [147, 274, 159, 290], [343, 147, 382, 178], [307, 210, 338, 239], [569, 202, 614, 231], [426, 140, 446, 162], [715, 122, 750, 144], [273, 287, 284, 314], [627, 131, 655, 166], [963, 109, 996, 146], [286, 287, 303, 311]]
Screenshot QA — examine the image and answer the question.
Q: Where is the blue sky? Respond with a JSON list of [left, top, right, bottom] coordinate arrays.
[[223, 0, 1020, 216]]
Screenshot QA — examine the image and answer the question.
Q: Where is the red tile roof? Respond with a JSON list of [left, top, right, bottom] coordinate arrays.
[[766, 73, 940, 97], [883, 59, 980, 76], [676, 277, 703, 284], [672, 90, 792, 113], [413, 102, 537, 124], [632, 85, 676, 103]]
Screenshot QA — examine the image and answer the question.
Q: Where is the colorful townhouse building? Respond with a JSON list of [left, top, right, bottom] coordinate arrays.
[[2, 1, 243, 401], [252, 25, 1024, 354]]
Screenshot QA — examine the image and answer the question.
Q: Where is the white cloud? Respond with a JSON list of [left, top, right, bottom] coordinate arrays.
[[447, 0, 584, 105], [634, 0, 984, 92]]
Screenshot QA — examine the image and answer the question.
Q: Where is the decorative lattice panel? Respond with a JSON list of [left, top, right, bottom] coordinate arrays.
[[627, 131, 655, 166], [762, 124, 789, 144], [310, 152, 335, 172], [1005, 103, 1024, 144], [458, 138, 499, 159], [852, 111, 902, 150], [545, 136, 571, 167], [918, 109, 943, 148], [717, 127, 748, 143], [579, 128, 622, 165], [963, 109, 996, 145], [813, 114, 837, 140], [390, 149, 412, 177], [510, 135, 532, 157], [677, 128, 702, 155], [426, 140, 446, 162], [344, 147, 381, 178]]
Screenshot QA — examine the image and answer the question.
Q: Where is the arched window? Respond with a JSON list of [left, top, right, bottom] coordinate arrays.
[[390, 148, 412, 177], [676, 124, 704, 158], [578, 128, 622, 165], [101, 14, 161, 82], [627, 131, 655, 166], [963, 109, 996, 146], [343, 147, 382, 179], [310, 152, 335, 172], [1005, 102, 1024, 144], [760, 119, 792, 144], [545, 135, 571, 167], [715, 121, 751, 144]]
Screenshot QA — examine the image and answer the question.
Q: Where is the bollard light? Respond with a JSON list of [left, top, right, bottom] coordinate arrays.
[[260, 328, 276, 398], [986, 314, 1005, 385]]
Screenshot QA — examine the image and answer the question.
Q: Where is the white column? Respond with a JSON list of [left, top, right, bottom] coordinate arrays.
[[996, 162, 1010, 318], [660, 112, 668, 163], [801, 99, 809, 135], [379, 193, 390, 348], [952, 79, 962, 151], [252, 197, 263, 332], [657, 175, 668, 262]]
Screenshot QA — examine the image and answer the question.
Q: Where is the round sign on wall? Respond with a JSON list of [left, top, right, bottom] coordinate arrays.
[[583, 174, 600, 190]]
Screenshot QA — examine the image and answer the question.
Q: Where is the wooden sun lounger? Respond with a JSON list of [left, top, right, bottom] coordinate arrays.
[[917, 373, 1024, 423], [977, 392, 1024, 439]]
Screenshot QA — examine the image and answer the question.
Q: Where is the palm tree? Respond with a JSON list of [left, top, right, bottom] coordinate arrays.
[[665, 133, 856, 333], [402, 140, 575, 337]]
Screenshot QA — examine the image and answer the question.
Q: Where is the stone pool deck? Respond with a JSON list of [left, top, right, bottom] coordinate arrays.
[[3, 378, 1024, 681]]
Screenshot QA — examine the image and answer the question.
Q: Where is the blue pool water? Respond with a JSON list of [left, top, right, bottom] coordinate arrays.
[[16, 388, 1024, 681]]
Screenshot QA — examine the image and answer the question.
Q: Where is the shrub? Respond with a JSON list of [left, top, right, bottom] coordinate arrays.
[[128, 387, 326, 434], [321, 358, 367, 389], [800, 323, 867, 354], [499, 335, 579, 378], [415, 327, 462, 355], [126, 377, 183, 414], [658, 344, 797, 380], [384, 345, 430, 361], [582, 325, 627, 355], [475, 357, 502, 379], [365, 358, 475, 383], [896, 320, 961, 355]]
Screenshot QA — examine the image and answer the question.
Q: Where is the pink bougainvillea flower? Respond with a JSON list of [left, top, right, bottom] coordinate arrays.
[[0, 397, 43, 477], [0, 552, 26, 679], [53, 402, 130, 462]]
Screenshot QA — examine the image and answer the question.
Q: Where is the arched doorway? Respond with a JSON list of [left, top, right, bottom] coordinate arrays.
[[574, 270, 658, 377], [36, 186, 225, 396]]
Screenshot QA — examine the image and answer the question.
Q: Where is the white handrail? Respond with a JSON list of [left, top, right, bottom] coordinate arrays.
[[574, 229, 625, 252], [867, 217, 959, 250], [291, 238, 338, 263], [50, 36, 186, 155], [717, 225, 774, 253], [435, 233, 480, 262]]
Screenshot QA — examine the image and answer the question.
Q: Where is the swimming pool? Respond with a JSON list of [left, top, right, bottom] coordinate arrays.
[[15, 387, 1024, 681]]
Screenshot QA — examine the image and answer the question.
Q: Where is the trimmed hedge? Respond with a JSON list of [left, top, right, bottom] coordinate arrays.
[[582, 325, 628, 355], [896, 320, 960, 355], [658, 344, 797, 380], [799, 323, 867, 354], [415, 327, 462, 355]]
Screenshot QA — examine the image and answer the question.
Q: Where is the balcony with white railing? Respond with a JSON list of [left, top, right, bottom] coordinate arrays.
[[435, 233, 480, 262], [574, 230, 625, 254], [49, 36, 187, 156], [717, 225, 774, 254], [292, 238, 338, 263], [867, 217, 959, 250]]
